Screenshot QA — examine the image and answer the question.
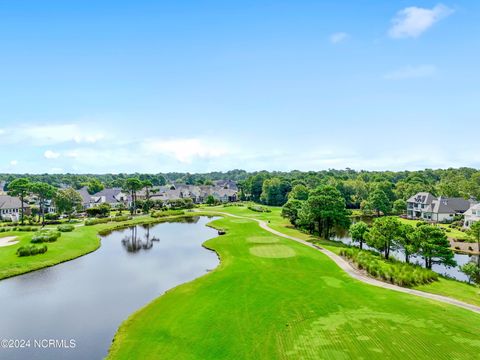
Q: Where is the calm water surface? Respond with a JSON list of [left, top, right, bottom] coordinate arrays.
[[0, 216, 219, 360]]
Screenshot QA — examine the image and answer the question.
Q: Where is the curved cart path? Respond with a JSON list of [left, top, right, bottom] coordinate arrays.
[[202, 210, 480, 314]]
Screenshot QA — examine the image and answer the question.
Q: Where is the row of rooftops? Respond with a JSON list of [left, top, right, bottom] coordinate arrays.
[[77, 181, 239, 207]]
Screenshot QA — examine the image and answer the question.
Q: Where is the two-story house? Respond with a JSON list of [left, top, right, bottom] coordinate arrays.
[[407, 192, 471, 223]]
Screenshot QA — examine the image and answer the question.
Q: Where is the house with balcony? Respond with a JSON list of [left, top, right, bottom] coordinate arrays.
[[407, 192, 472, 223], [464, 203, 480, 228]]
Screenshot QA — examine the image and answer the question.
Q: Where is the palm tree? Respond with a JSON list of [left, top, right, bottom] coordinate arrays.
[[30, 182, 57, 226], [123, 178, 143, 215], [7, 178, 31, 225]]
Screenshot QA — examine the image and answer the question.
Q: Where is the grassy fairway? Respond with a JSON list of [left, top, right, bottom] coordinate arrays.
[[108, 213, 480, 359], [204, 205, 480, 307], [0, 214, 186, 280]]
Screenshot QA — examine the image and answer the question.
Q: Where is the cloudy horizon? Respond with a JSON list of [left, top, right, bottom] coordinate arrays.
[[1, 1, 478, 174]]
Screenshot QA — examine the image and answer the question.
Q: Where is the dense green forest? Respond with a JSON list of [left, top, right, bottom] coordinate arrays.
[[1, 168, 479, 209]]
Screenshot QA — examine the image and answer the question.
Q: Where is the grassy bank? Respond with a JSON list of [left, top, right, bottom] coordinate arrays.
[[108, 212, 480, 359]]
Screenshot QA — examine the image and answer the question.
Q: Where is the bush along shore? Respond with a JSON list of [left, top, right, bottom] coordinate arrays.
[[340, 247, 438, 287]]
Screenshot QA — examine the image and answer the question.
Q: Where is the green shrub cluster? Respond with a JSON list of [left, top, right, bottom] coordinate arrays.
[[247, 205, 271, 213], [17, 244, 48, 257], [85, 215, 131, 226], [151, 210, 185, 218], [57, 224, 75, 232], [0, 226, 38, 232], [339, 248, 438, 287], [31, 230, 61, 243], [222, 203, 245, 207]]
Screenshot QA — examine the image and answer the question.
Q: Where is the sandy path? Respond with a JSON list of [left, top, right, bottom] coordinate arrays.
[[0, 236, 19, 247], [200, 210, 480, 314]]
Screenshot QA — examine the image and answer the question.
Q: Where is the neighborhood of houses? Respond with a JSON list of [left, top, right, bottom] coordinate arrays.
[[1, 183, 480, 231], [0, 180, 239, 222]]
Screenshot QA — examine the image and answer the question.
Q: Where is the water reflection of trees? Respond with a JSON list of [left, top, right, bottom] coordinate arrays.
[[121, 226, 160, 253]]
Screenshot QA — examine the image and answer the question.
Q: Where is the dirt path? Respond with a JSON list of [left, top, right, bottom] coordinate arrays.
[[202, 210, 480, 314]]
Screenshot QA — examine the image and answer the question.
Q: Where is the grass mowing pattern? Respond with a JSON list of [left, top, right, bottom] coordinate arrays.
[[108, 216, 480, 359]]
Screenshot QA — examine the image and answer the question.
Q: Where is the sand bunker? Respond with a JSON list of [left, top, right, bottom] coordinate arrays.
[[0, 236, 19, 247]]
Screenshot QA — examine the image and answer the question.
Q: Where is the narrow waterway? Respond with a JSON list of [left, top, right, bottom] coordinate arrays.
[[0, 216, 219, 360]]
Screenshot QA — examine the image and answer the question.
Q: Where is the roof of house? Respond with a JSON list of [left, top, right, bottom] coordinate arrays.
[[407, 192, 436, 204], [464, 203, 480, 216], [91, 188, 130, 204], [429, 197, 471, 214], [0, 195, 29, 210], [77, 187, 93, 204]]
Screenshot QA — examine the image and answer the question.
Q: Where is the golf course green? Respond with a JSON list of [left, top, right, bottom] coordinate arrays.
[[107, 208, 480, 359]]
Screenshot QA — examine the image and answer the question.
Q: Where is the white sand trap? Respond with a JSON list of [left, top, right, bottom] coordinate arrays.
[[0, 236, 19, 247]]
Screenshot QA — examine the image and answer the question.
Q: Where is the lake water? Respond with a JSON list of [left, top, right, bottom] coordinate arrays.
[[0, 216, 219, 360]]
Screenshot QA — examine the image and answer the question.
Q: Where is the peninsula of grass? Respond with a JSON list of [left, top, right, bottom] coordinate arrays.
[[0, 212, 193, 281], [108, 214, 480, 359]]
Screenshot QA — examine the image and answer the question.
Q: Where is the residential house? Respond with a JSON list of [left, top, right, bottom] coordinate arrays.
[[77, 187, 94, 209], [0, 195, 30, 221], [464, 203, 480, 228], [90, 188, 131, 208], [407, 192, 472, 223]]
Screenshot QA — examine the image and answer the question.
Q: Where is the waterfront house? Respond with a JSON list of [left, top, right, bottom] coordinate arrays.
[[464, 203, 480, 228], [407, 192, 471, 223]]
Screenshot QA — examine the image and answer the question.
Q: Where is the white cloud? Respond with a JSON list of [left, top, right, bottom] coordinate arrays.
[[44, 150, 61, 159], [10, 160, 18, 166], [5, 123, 105, 146], [142, 138, 229, 163], [389, 4, 454, 39], [329, 32, 349, 44], [384, 65, 437, 80]]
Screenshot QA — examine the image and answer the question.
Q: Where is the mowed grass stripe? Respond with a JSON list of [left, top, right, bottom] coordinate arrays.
[[108, 216, 480, 359]]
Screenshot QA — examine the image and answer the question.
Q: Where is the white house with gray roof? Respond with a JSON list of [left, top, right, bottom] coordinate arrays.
[[0, 195, 29, 221], [407, 192, 472, 223], [464, 203, 480, 228]]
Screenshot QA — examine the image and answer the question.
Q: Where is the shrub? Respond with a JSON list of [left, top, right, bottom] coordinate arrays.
[[85, 215, 131, 226], [57, 224, 75, 232], [339, 248, 438, 287], [17, 244, 48, 257], [31, 230, 61, 243], [45, 213, 60, 220], [151, 210, 185, 218], [17, 226, 38, 232], [248, 205, 271, 213]]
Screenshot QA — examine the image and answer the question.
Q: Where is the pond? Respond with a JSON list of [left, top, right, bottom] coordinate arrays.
[[334, 225, 477, 282], [0, 216, 220, 360]]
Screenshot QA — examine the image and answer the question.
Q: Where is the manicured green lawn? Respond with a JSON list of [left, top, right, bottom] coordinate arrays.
[[108, 212, 480, 359], [210, 205, 480, 307]]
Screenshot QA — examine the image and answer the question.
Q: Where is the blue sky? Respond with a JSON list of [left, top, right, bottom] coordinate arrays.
[[0, 1, 478, 173]]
